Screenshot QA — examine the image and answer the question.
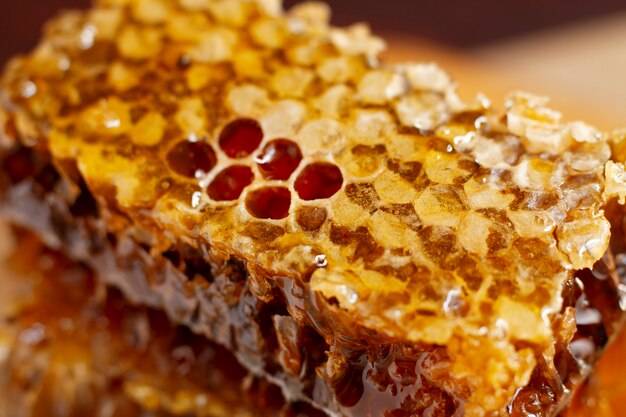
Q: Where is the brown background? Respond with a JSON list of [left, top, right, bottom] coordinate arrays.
[[285, 0, 626, 45], [2, 0, 626, 65]]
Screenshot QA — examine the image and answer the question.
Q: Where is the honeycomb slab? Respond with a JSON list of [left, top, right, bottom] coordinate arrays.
[[1, 0, 626, 416], [0, 231, 319, 417]]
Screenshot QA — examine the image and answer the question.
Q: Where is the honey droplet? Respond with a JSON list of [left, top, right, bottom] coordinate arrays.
[[207, 165, 254, 201], [256, 139, 303, 180], [295, 162, 343, 200], [314, 254, 328, 268], [167, 140, 217, 178], [219, 118, 264, 159], [191, 191, 202, 208], [20, 80, 37, 99], [245, 187, 291, 219]]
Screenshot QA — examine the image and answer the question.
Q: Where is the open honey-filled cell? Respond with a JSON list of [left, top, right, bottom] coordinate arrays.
[[1, 0, 626, 416]]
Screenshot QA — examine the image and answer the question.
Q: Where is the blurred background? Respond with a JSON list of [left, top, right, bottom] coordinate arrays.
[[0, 0, 625, 127]]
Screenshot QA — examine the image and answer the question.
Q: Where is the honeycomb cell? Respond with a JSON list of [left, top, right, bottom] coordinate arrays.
[[218, 118, 264, 159], [296, 206, 328, 231], [256, 139, 303, 180], [130, 112, 166, 146], [166, 140, 217, 178], [116, 25, 163, 61], [245, 187, 291, 220], [345, 183, 380, 212], [207, 165, 254, 201], [294, 163, 343, 201]]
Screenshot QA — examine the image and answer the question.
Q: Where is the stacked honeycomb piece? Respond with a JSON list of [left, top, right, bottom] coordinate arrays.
[[2, 0, 626, 415], [0, 229, 322, 417]]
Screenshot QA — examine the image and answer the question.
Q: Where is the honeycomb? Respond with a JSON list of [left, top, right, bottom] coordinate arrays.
[[1, 0, 625, 415], [0, 231, 320, 417]]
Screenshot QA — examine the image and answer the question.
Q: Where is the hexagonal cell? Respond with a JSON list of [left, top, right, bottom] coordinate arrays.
[[255, 139, 302, 180], [414, 184, 467, 228], [295, 206, 328, 231], [166, 140, 217, 178], [294, 162, 343, 201], [207, 165, 254, 201], [218, 118, 264, 159], [345, 182, 380, 212], [245, 187, 291, 220]]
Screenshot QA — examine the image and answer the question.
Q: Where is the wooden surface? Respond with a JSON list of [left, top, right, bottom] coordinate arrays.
[[386, 12, 626, 131], [472, 11, 626, 131]]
